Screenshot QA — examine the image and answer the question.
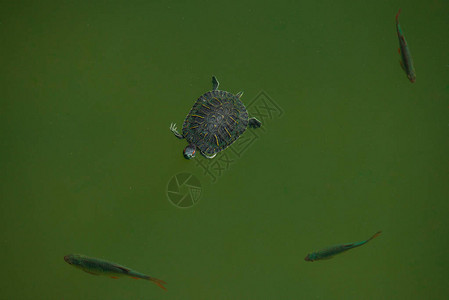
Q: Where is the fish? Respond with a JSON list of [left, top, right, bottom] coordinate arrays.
[[396, 9, 416, 83], [304, 231, 381, 262], [64, 254, 167, 290]]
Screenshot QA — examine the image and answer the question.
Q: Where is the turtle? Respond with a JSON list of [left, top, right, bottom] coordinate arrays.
[[170, 76, 261, 159]]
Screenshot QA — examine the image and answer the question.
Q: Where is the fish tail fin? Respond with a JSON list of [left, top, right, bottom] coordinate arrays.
[[395, 8, 401, 23], [368, 231, 382, 242], [351, 231, 382, 248], [149, 277, 167, 291]]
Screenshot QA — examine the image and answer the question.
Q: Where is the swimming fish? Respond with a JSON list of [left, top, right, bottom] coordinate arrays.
[[396, 9, 416, 83], [64, 254, 167, 290], [304, 231, 381, 262]]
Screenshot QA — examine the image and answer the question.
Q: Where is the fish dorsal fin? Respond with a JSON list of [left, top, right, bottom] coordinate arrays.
[[343, 243, 355, 249], [114, 265, 130, 273]]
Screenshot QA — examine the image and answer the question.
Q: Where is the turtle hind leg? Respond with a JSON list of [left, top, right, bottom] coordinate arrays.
[[170, 123, 184, 139], [212, 76, 219, 90], [248, 117, 262, 128]]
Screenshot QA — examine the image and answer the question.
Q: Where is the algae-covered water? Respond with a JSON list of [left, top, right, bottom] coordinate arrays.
[[1, 1, 449, 299]]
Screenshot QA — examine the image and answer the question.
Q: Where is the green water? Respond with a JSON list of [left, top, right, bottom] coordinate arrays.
[[1, 1, 449, 299]]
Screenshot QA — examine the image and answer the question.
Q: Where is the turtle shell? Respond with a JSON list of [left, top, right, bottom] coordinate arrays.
[[182, 90, 249, 156]]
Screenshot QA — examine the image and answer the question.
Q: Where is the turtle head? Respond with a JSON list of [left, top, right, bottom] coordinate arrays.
[[183, 144, 196, 159]]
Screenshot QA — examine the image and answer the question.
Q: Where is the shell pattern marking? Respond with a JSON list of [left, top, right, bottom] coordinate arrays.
[[182, 90, 249, 156]]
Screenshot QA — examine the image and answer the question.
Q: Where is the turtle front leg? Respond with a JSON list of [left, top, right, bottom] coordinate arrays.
[[200, 150, 217, 159], [170, 123, 184, 139], [212, 76, 219, 90], [248, 117, 262, 128]]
